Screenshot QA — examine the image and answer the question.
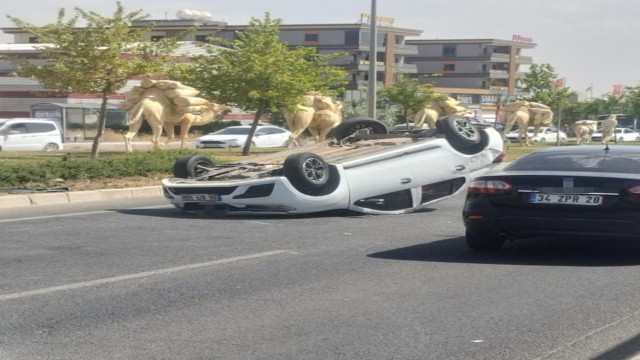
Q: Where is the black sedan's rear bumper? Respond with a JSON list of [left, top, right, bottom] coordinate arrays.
[[463, 200, 640, 240]]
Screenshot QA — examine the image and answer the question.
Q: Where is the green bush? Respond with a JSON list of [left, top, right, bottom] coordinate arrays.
[[0, 149, 204, 187]]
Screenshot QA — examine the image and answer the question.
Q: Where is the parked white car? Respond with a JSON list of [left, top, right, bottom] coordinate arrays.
[[0, 118, 64, 151], [163, 116, 505, 216], [505, 126, 567, 143], [591, 127, 640, 142], [195, 125, 293, 148]]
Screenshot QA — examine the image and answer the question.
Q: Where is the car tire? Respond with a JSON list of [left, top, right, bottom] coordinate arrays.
[[333, 117, 388, 141], [636, 137, 640, 142], [436, 115, 486, 154], [43, 143, 60, 152], [173, 155, 215, 178], [283, 152, 329, 193], [466, 230, 505, 251], [539, 137, 546, 143]]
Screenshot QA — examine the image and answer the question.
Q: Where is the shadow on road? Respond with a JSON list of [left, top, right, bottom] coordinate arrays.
[[368, 236, 640, 267], [114, 207, 367, 220]]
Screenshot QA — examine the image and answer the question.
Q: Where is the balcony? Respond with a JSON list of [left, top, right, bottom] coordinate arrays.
[[394, 63, 418, 73], [489, 70, 509, 79], [357, 60, 385, 72], [393, 44, 418, 55], [516, 55, 533, 64], [489, 53, 510, 62]]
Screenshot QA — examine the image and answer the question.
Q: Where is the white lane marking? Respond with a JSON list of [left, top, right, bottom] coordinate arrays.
[[0, 205, 172, 223], [0, 250, 292, 302]]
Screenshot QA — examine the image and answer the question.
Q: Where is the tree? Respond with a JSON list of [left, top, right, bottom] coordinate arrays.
[[518, 63, 574, 110], [170, 13, 347, 155], [377, 76, 437, 128], [621, 86, 640, 118], [518, 63, 577, 145], [8, 2, 181, 157]]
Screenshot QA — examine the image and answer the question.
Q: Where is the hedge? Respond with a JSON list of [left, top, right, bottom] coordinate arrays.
[[0, 149, 204, 187]]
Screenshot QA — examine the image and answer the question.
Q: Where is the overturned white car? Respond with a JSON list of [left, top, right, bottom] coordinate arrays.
[[162, 116, 505, 216]]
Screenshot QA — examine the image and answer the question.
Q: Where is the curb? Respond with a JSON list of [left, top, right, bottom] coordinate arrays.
[[0, 186, 163, 209]]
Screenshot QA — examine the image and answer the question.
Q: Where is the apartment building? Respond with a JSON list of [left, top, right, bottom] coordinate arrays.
[[406, 38, 536, 119]]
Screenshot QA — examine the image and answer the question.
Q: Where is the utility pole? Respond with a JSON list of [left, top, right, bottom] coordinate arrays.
[[367, 0, 377, 119]]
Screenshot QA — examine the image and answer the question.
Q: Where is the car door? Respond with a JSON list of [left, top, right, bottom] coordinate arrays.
[[344, 143, 462, 209], [254, 128, 283, 147]]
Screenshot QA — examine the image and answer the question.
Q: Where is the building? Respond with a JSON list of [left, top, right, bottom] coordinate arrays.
[[130, 14, 422, 92], [406, 37, 536, 120], [1, 13, 536, 123]]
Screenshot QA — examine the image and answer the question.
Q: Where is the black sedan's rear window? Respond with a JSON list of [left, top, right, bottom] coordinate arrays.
[[507, 152, 640, 174]]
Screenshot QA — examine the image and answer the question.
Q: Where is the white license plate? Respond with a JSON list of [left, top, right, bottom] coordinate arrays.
[[180, 194, 220, 201], [529, 193, 603, 206]]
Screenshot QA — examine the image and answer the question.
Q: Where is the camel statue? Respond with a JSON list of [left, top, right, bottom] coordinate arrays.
[[573, 120, 598, 144], [500, 101, 554, 146], [408, 96, 471, 130], [284, 92, 343, 148], [119, 80, 227, 152], [572, 116, 618, 145]]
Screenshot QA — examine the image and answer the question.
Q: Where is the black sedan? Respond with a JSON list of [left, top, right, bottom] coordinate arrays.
[[463, 145, 640, 251]]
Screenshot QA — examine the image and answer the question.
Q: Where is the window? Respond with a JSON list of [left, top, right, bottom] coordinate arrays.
[[304, 33, 319, 42], [151, 35, 165, 41], [195, 35, 210, 43], [443, 64, 455, 71], [443, 45, 457, 56], [27, 123, 56, 133], [8, 124, 27, 134], [345, 30, 359, 45]]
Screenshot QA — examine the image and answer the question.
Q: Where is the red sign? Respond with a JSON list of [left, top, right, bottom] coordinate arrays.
[[512, 34, 533, 42], [553, 78, 566, 87], [613, 83, 623, 97]]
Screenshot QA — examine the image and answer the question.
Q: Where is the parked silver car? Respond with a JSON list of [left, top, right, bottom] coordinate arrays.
[[195, 125, 293, 148]]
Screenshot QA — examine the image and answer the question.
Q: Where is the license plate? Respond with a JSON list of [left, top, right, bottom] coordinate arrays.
[[529, 193, 603, 206], [180, 194, 221, 201]]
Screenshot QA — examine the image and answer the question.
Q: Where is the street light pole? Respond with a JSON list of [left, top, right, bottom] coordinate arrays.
[[367, 0, 377, 119]]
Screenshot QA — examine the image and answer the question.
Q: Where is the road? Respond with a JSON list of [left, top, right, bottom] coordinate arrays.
[[1, 196, 640, 360]]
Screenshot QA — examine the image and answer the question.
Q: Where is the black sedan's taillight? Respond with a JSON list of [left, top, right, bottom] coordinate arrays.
[[626, 185, 640, 199], [468, 179, 513, 194]]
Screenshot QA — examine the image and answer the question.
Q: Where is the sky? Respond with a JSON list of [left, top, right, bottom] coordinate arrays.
[[1, 0, 638, 98]]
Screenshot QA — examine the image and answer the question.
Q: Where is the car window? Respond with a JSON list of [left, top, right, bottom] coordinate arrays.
[[26, 122, 56, 133], [7, 123, 27, 133], [215, 127, 250, 135], [507, 152, 640, 174], [266, 128, 285, 134]]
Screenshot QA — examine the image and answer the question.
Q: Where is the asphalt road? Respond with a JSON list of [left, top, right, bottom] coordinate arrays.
[[1, 196, 640, 360]]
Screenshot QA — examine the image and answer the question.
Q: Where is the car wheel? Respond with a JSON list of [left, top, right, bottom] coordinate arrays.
[[43, 143, 60, 152], [466, 230, 505, 251], [283, 152, 329, 193], [618, 137, 624, 142], [173, 155, 215, 178], [539, 137, 546, 143], [636, 137, 640, 142], [436, 115, 485, 153], [561, 137, 567, 142], [333, 117, 388, 141]]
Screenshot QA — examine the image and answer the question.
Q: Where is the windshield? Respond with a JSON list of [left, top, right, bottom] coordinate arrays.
[[213, 127, 250, 135]]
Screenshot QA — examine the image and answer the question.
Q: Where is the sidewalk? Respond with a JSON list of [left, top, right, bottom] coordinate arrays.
[[0, 186, 163, 209]]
